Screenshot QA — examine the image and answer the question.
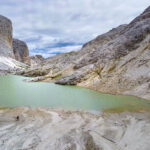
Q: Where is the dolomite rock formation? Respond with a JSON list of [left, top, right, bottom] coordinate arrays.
[[0, 15, 14, 58], [0, 107, 150, 150], [0, 15, 28, 73], [13, 38, 30, 64], [23, 6, 150, 100]]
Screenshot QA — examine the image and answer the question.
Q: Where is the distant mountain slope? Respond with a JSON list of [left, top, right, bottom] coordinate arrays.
[[20, 6, 150, 100]]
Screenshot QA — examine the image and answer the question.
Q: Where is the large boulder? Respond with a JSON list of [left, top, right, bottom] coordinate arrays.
[[13, 38, 30, 64], [0, 15, 14, 58]]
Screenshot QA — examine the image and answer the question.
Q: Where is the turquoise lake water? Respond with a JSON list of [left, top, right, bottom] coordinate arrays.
[[0, 75, 150, 112]]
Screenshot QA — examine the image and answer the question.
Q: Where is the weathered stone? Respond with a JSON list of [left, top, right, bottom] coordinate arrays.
[[0, 107, 150, 150], [55, 73, 85, 85], [23, 68, 49, 77]]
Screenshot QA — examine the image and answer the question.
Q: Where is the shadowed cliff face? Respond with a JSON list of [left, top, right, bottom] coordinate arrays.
[[13, 39, 30, 64], [22, 6, 150, 100], [0, 15, 14, 58]]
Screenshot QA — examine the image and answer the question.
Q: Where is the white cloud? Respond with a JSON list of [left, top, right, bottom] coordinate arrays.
[[47, 45, 82, 54], [0, 0, 149, 57]]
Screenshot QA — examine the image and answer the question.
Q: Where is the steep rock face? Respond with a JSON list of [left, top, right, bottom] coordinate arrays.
[[23, 6, 150, 100], [75, 6, 150, 100], [13, 39, 30, 64], [0, 15, 14, 58], [0, 15, 28, 73]]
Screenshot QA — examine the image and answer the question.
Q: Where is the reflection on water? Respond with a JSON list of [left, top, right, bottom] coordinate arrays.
[[0, 75, 150, 112]]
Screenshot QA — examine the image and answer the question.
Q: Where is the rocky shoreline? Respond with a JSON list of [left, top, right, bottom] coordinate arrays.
[[0, 107, 150, 150]]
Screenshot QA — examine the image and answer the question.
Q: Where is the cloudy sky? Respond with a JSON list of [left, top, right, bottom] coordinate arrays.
[[0, 0, 149, 57]]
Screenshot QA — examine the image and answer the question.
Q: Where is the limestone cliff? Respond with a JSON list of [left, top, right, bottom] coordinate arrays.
[[23, 6, 150, 100], [13, 38, 30, 64]]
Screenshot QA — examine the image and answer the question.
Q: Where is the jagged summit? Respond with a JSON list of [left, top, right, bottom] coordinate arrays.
[[131, 5, 150, 24]]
